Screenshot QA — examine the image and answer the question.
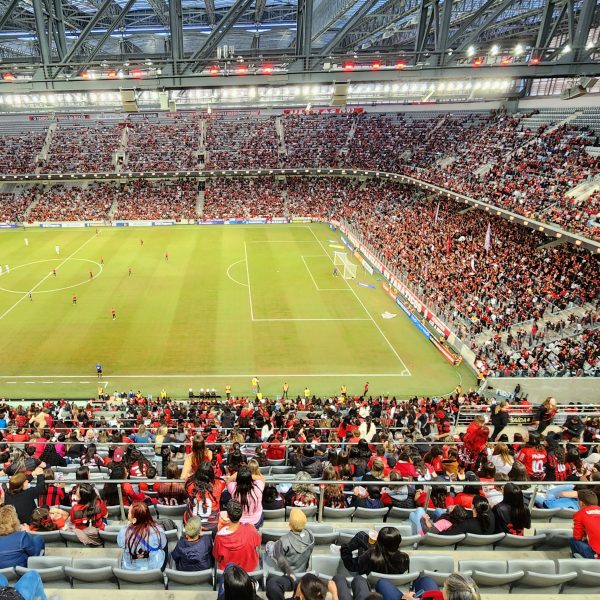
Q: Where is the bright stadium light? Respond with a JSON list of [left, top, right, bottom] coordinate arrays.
[[513, 44, 524, 56], [466, 45, 476, 57], [490, 45, 499, 56], [561, 44, 572, 54]]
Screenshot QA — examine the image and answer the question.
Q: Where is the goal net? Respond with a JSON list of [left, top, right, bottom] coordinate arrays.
[[333, 251, 357, 280]]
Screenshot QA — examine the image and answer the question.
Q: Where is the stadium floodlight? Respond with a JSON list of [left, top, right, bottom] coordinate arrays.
[[333, 252, 357, 280], [513, 44, 524, 56], [467, 45, 476, 57], [490, 45, 499, 56], [561, 44, 572, 54]]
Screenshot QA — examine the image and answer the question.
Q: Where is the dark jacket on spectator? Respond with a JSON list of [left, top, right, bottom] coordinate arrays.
[[170, 535, 213, 571], [4, 475, 45, 524]]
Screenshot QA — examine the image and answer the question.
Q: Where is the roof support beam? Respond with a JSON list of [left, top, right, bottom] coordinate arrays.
[[32, 0, 51, 75], [296, 0, 313, 70], [182, 0, 254, 74], [435, 0, 453, 64], [51, 0, 68, 60], [313, 0, 380, 65], [78, 0, 137, 70], [452, 0, 516, 53], [414, 0, 435, 61], [205, 0, 216, 26], [445, 0, 497, 50], [0, 0, 20, 30], [255, 0, 266, 22], [169, 0, 183, 73], [54, 0, 114, 74], [573, 0, 596, 60]]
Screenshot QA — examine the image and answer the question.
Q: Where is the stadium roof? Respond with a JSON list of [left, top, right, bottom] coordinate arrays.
[[0, 0, 597, 92]]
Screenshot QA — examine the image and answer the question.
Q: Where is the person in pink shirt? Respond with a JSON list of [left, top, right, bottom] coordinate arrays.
[[226, 466, 265, 527]]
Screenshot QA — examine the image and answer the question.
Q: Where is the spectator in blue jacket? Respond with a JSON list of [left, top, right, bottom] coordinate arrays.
[[171, 517, 213, 571], [0, 505, 44, 568]]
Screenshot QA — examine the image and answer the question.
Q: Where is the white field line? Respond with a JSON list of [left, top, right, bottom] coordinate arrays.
[[226, 259, 249, 288], [253, 317, 370, 322], [0, 373, 410, 379], [243, 241, 254, 320], [301, 255, 351, 292], [307, 225, 412, 376], [0, 234, 98, 322]]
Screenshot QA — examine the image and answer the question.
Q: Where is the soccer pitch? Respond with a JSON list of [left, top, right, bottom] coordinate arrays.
[[0, 223, 475, 399]]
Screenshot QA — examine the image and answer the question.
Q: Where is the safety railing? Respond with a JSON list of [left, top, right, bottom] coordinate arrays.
[[456, 404, 600, 427], [33, 477, 598, 523]]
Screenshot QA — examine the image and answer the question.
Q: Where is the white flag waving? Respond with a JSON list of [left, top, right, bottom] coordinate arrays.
[[484, 223, 492, 251]]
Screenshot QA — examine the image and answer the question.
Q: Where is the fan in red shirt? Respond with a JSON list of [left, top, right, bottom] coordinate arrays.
[[516, 432, 548, 480], [459, 416, 490, 471], [571, 489, 600, 559], [70, 483, 108, 531]]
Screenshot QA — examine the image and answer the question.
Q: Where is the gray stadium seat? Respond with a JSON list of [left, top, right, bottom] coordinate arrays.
[[29, 530, 63, 546], [410, 555, 454, 585], [460, 532, 505, 548], [15, 556, 72, 586], [0, 568, 16, 582], [306, 524, 338, 545], [531, 507, 562, 521], [495, 533, 546, 548], [261, 529, 285, 543], [310, 555, 341, 579], [323, 507, 355, 520], [106, 505, 123, 518], [155, 504, 186, 518], [99, 529, 120, 546], [267, 459, 286, 466], [557, 558, 600, 591], [112, 567, 166, 589], [65, 558, 119, 588], [386, 507, 415, 521], [534, 529, 572, 549], [508, 559, 577, 593], [417, 533, 465, 547], [270, 465, 293, 474], [352, 507, 389, 521], [286, 505, 317, 521], [263, 508, 285, 520], [458, 560, 523, 590], [164, 567, 213, 590], [367, 571, 419, 587]]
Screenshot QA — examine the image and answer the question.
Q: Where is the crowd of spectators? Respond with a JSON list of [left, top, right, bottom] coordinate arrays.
[[28, 184, 113, 222], [127, 121, 202, 171], [40, 124, 122, 174], [113, 179, 198, 220], [203, 177, 285, 219], [205, 116, 280, 169], [0, 190, 38, 223], [0, 392, 599, 574], [0, 130, 46, 175]]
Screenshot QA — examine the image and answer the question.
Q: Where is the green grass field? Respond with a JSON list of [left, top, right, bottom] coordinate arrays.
[[0, 223, 475, 399]]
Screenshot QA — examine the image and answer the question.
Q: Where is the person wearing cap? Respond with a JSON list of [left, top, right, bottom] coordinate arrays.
[[171, 517, 213, 571], [266, 508, 315, 574], [213, 499, 261, 573], [571, 489, 600, 559]]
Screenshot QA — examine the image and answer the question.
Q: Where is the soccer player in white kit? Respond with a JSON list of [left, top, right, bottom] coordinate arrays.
[[55, 245, 60, 255], [24, 238, 29, 246]]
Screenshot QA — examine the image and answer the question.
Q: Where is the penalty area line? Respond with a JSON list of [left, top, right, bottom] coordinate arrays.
[[0, 373, 411, 379]]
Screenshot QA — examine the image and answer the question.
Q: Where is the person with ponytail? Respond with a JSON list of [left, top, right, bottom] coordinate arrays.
[[441, 496, 495, 535], [181, 435, 213, 480], [493, 482, 531, 535], [117, 501, 166, 570], [267, 571, 332, 600]]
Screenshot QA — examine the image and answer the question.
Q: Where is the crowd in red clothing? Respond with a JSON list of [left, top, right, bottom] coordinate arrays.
[[40, 125, 121, 174], [0, 131, 46, 174], [28, 184, 114, 222]]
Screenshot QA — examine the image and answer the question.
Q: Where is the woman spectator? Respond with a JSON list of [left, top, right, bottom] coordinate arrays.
[[4, 470, 45, 525], [181, 435, 213, 480], [415, 482, 454, 510], [376, 571, 482, 600], [459, 416, 490, 471], [516, 433, 547, 480], [321, 465, 347, 509], [38, 468, 65, 507], [285, 472, 318, 508], [101, 464, 149, 507], [131, 424, 154, 444], [70, 482, 108, 545], [490, 400, 510, 441], [0, 505, 44, 568], [362, 458, 387, 482], [226, 465, 265, 527], [262, 485, 285, 510], [536, 397, 557, 434], [80, 443, 104, 471], [358, 417, 376, 443], [441, 495, 495, 535], [221, 564, 259, 600], [184, 461, 225, 530], [154, 462, 186, 506], [490, 443, 514, 475], [453, 473, 482, 509], [340, 526, 409, 575], [411, 504, 470, 535], [493, 482, 531, 535], [117, 501, 166, 571]]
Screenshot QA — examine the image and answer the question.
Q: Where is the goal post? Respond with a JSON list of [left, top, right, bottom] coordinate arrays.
[[333, 251, 357, 280]]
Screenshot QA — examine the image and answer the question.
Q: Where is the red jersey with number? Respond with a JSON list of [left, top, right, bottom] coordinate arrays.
[[517, 447, 548, 480]]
